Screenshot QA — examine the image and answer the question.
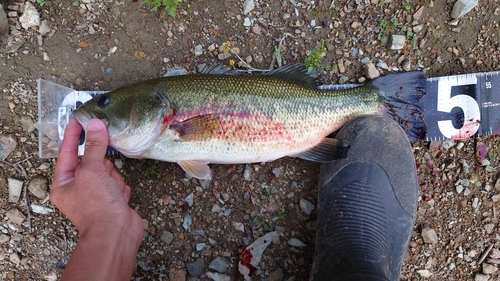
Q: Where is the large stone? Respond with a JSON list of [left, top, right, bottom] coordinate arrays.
[[6, 209, 26, 225], [451, 0, 478, 19], [19, 2, 40, 29], [8, 178, 23, 202], [209, 257, 230, 273], [28, 175, 48, 199], [388, 34, 406, 50], [186, 258, 204, 276], [242, 0, 255, 15]]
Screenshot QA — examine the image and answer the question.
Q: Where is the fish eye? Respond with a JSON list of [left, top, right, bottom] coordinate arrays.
[[97, 95, 110, 106]]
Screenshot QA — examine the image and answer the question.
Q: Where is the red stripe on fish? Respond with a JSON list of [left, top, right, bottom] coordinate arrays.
[[167, 110, 292, 143]]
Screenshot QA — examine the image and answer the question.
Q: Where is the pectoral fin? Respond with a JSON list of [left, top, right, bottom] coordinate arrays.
[[293, 138, 350, 162], [178, 160, 212, 180], [170, 115, 222, 141]]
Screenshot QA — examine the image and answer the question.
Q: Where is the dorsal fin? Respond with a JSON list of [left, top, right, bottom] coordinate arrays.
[[264, 64, 323, 89], [198, 63, 241, 75]]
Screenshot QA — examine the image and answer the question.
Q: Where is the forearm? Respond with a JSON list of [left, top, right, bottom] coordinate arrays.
[[61, 224, 142, 281]]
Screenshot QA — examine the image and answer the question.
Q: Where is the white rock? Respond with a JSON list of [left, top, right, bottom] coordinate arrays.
[[472, 197, 480, 208], [417, 269, 433, 278], [196, 243, 205, 251], [421, 227, 438, 244], [31, 204, 54, 214], [19, 2, 40, 29], [114, 158, 123, 169], [194, 44, 203, 56], [299, 198, 315, 215], [242, 0, 255, 15], [475, 274, 490, 281], [39, 20, 50, 36], [206, 271, 231, 281], [388, 35, 406, 50], [243, 17, 252, 27], [287, 238, 306, 247], [0, 134, 17, 159], [232, 221, 244, 232], [8, 178, 23, 202], [451, 0, 478, 19], [185, 192, 194, 207]]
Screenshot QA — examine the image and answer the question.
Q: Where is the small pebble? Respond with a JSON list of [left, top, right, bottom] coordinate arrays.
[[161, 231, 174, 245], [212, 204, 221, 213], [417, 269, 433, 277], [185, 193, 194, 207], [475, 274, 490, 281], [183, 214, 192, 230], [194, 44, 203, 56], [242, 0, 255, 15], [421, 227, 438, 244], [243, 164, 253, 181], [186, 258, 204, 276], [482, 263, 498, 274], [388, 35, 406, 50], [9, 253, 20, 265], [31, 204, 53, 214], [299, 198, 315, 215], [287, 238, 306, 247], [472, 197, 480, 208], [114, 158, 123, 169], [232, 221, 244, 232], [209, 257, 230, 273], [364, 63, 380, 79], [8, 178, 23, 203], [0, 234, 10, 244], [196, 243, 205, 251]]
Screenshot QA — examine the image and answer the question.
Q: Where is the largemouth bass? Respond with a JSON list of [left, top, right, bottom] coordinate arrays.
[[72, 64, 426, 180]]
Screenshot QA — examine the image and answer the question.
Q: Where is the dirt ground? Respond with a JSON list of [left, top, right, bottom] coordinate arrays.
[[1, 0, 500, 280]]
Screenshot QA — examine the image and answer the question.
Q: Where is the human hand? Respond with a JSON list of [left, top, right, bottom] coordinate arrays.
[[50, 118, 143, 242]]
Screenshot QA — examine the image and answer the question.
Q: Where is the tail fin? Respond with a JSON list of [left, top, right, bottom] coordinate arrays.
[[371, 71, 427, 142]]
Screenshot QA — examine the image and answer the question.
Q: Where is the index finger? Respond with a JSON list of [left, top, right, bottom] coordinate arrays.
[[53, 118, 82, 186]]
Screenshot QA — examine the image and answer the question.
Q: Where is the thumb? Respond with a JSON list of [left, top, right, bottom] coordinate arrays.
[[81, 119, 109, 167]]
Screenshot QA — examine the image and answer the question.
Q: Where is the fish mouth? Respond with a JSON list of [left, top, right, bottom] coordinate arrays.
[[72, 106, 109, 129]]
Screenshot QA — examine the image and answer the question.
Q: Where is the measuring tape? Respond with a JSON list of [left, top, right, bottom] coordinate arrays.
[[39, 70, 500, 158], [425, 71, 500, 141]]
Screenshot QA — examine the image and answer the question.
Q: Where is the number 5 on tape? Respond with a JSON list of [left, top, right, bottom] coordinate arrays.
[[437, 75, 480, 139]]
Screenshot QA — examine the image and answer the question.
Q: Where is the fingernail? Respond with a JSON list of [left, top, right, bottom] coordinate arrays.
[[87, 119, 105, 131]]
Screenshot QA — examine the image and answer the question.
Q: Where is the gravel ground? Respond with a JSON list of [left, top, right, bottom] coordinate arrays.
[[1, 0, 500, 280]]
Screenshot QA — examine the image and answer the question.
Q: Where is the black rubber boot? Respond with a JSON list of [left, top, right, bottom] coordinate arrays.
[[310, 115, 418, 281]]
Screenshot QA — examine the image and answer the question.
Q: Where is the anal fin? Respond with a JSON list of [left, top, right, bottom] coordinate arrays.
[[293, 138, 350, 162], [178, 160, 212, 180]]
